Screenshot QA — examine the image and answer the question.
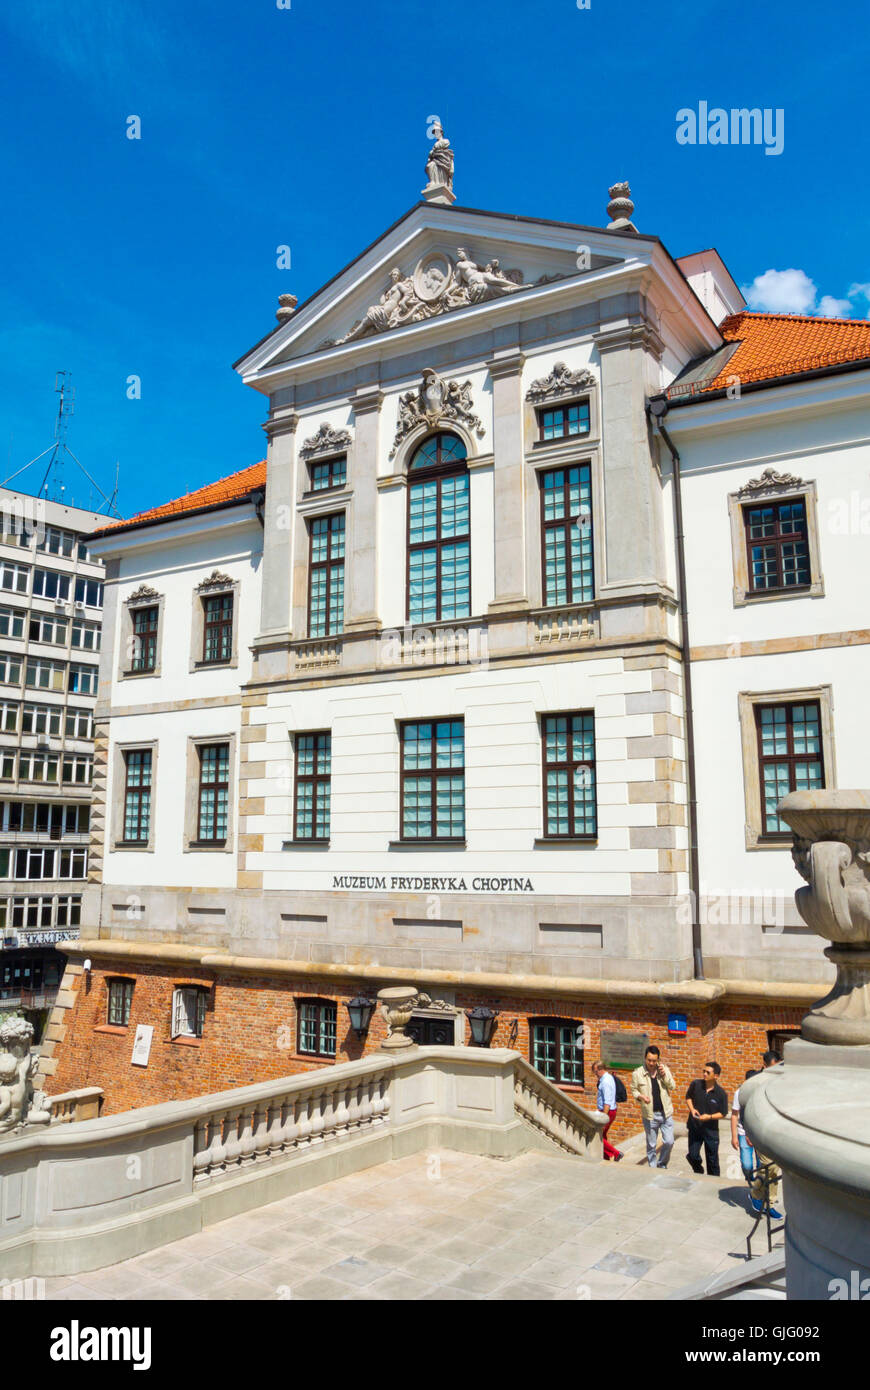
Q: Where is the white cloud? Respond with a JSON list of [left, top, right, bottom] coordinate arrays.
[[741, 268, 818, 314], [848, 282, 870, 309], [741, 268, 856, 319], [817, 295, 853, 317]]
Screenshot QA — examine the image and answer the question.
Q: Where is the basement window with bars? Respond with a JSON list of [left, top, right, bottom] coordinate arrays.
[[297, 998, 337, 1058], [171, 986, 208, 1039], [530, 1017, 585, 1087]]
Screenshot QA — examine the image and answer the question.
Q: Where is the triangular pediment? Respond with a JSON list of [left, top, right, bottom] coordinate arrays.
[[235, 203, 650, 382]]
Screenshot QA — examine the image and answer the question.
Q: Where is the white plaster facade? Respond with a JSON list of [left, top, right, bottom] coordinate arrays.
[[82, 198, 866, 1006]]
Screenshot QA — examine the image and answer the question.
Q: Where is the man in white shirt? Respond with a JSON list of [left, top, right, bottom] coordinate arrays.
[[592, 1060, 623, 1162]]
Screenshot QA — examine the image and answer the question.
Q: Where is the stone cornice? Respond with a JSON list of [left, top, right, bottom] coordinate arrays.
[[262, 411, 299, 439], [594, 321, 664, 359]]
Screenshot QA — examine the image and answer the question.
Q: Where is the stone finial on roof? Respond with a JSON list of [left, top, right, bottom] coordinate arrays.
[[607, 181, 637, 232], [276, 294, 298, 323]]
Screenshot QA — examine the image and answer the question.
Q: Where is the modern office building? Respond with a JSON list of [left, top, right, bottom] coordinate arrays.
[[0, 488, 107, 1038]]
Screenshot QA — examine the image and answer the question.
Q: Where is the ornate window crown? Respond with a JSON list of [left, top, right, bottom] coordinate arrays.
[[197, 570, 234, 592], [526, 362, 596, 404], [126, 584, 160, 605], [737, 468, 807, 499], [299, 423, 353, 459]]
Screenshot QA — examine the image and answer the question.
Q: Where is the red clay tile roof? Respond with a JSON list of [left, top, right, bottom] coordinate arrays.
[[92, 461, 266, 537], [681, 311, 870, 396]]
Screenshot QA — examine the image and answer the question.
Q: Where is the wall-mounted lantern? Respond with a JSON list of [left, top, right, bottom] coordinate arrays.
[[466, 1005, 499, 1048], [347, 995, 376, 1038]]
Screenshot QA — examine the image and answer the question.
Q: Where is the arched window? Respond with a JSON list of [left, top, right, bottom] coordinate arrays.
[[407, 432, 470, 623]]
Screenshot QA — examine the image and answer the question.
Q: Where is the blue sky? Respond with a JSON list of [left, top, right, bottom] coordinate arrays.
[[0, 0, 866, 520]]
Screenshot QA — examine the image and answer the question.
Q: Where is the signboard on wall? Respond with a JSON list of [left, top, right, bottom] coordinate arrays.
[[131, 1024, 154, 1068], [601, 1030, 649, 1071]]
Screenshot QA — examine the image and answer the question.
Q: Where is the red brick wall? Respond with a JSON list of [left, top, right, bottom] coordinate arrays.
[[48, 959, 803, 1142]]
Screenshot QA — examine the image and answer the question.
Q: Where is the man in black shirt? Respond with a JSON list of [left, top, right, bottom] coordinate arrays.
[[685, 1062, 728, 1176]]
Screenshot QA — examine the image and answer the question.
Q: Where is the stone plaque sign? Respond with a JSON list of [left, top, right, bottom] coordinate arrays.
[[601, 1030, 649, 1071], [131, 1024, 154, 1068]]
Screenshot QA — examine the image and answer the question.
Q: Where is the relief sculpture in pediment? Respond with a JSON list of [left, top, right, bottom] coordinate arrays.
[[331, 247, 527, 346]]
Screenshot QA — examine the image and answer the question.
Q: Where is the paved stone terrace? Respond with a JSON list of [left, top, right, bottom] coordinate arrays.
[[44, 1150, 783, 1301]]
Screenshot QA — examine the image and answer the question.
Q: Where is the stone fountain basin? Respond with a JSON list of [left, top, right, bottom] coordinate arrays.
[[779, 790, 870, 843]]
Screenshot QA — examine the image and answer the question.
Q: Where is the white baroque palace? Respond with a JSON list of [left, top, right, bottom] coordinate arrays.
[[56, 178, 870, 1101]]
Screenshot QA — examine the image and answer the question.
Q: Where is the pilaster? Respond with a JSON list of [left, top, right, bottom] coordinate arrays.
[[487, 350, 528, 614], [345, 386, 383, 633], [256, 408, 298, 642]]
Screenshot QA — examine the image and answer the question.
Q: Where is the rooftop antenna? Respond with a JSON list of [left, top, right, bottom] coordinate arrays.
[[2, 372, 121, 517]]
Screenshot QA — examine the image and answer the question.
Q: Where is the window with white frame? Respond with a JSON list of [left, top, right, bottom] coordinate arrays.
[[0, 653, 22, 685], [0, 700, 18, 733], [61, 754, 92, 786], [18, 751, 59, 783], [171, 986, 208, 1039], [24, 658, 65, 692], [0, 752, 15, 781], [32, 568, 70, 602], [0, 563, 28, 594], [74, 576, 104, 608], [71, 619, 100, 651], [65, 706, 92, 739], [21, 703, 63, 737], [68, 664, 98, 696], [0, 606, 24, 639], [55, 894, 81, 927], [58, 848, 87, 879], [28, 613, 68, 645], [36, 526, 75, 558]]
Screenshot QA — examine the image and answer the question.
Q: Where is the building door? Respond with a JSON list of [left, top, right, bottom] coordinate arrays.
[[407, 1012, 455, 1046]]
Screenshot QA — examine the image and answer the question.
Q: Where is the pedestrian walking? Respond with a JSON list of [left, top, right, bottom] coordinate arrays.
[[592, 1060, 623, 1162], [685, 1062, 728, 1176], [731, 1068, 760, 1183], [631, 1045, 676, 1168]]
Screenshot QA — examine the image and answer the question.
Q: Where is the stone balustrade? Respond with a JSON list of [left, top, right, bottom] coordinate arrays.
[[0, 1047, 603, 1279], [47, 1088, 104, 1125], [514, 1057, 606, 1157]]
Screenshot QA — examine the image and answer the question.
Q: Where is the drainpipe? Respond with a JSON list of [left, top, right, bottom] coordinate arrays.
[[647, 397, 704, 981]]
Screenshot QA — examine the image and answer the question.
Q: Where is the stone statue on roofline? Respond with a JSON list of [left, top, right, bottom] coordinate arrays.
[[422, 121, 455, 205]]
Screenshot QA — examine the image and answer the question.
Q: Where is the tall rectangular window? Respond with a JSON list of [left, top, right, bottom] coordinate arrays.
[[308, 514, 345, 637], [171, 987, 207, 1039], [202, 593, 233, 663], [744, 500, 810, 593], [122, 749, 152, 844], [400, 720, 465, 842], [131, 606, 158, 672], [107, 979, 134, 1027], [537, 399, 590, 441], [541, 465, 593, 606], [756, 701, 824, 836], [408, 474, 470, 623], [542, 712, 597, 839], [294, 733, 331, 842], [197, 743, 229, 843], [530, 1018, 584, 1086], [297, 999, 337, 1058]]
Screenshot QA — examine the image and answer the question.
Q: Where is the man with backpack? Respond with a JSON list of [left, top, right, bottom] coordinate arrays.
[[593, 1060, 624, 1161]]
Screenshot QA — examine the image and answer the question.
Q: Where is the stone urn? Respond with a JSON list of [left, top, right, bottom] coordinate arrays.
[[377, 987, 419, 1051], [779, 790, 870, 1044]]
